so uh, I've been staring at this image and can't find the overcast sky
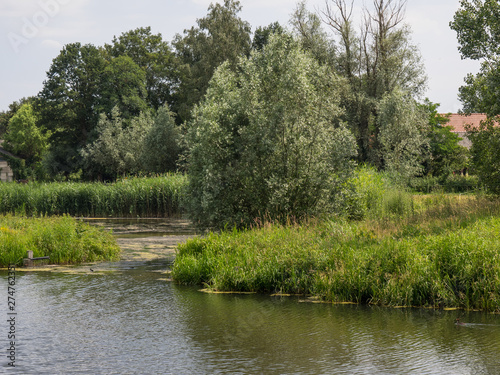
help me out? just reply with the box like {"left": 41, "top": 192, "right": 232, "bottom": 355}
{"left": 0, "top": 0, "right": 481, "bottom": 113}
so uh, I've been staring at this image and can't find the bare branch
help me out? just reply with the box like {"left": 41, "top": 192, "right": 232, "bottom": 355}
{"left": 321, "top": 0, "right": 354, "bottom": 34}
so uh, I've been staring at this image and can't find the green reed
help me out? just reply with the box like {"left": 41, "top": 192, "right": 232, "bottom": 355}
{"left": 0, "top": 174, "right": 187, "bottom": 217}
{"left": 172, "top": 201, "right": 500, "bottom": 312}
{"left": 0, "top": 214, "right": 120, "bottom": 267}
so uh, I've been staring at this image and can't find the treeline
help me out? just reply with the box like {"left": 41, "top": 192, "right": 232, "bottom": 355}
{"left": 0, "top": 0, "right": 466, "bottom": 180}
{"left": 0, "top": 0, "right": 498, "bottom": 227}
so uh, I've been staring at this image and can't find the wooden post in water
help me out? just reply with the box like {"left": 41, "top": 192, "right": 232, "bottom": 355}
{"left": 23, "top": 251, "right": 49, "bottom": 268}
{"left": 23, "top": 251, "right": 34, "bottom": 267}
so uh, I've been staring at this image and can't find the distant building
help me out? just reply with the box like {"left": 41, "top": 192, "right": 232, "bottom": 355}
{"left": 441, "top": 113, "right": 488, "bottom": 148}
{"left": 0, "top": 140, "right": 16, "bottom": 182}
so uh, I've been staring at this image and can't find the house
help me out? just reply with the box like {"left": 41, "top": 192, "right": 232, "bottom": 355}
{"left": 0, "top": 140, "right": 16, "bottom": 182}
{"left": 442, "top": 113, "right": 488, "bottom": 148}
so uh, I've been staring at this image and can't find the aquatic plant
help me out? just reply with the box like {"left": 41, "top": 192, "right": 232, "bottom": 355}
{"left": 0, "top": 173, "right": 187, "bottom": 217}
{"left": 0, "top": 214, "right": 120, "bottom": 267}
{"left": 172, "top": 199, "right": 500, "bottom": 312}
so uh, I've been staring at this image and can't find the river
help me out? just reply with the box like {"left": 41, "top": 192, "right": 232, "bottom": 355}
{"left": 2, "top": 219, "right": 500, "bottom": 374}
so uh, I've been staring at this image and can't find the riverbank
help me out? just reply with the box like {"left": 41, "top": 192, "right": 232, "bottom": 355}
{"left": 172, "top": 196, "right": 500, "bottom": 312}
{"left": 2, "top": 217, "right": 196, "bottom": 274}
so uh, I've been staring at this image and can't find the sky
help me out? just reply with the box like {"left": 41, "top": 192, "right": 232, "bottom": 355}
{"left": 0, "top": 0, "right": 481, "bottom": 113}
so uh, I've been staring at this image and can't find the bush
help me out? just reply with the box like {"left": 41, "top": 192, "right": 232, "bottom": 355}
{"left": 467, "top": 118, "right": 500, "bottom": 195}
{"left": 348, "top": 166, "right": 414, "bottom": 220}
{"left": 186, "top": 33, "right": 357, "bottom": 228}
{"left": 409, "top": 175, "right": 478, "bottom": 194}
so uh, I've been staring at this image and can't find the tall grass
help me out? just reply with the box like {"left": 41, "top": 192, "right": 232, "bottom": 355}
{"left": 0, "top": 174, "right": 187, "bottom": 217}
{"left": 349, "top": 166, "right": 414, "bottom": 220}
{"left": 0, "top": 214, "right": 120, "bottom": 267}
{"left": 172, "top": 198, "right": 500, "bottom": 312}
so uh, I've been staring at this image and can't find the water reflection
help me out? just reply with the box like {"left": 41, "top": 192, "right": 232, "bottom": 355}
{"left": 172, "top": 290, "right": 500, "bottom": 374}
{"left": 2, "top": 269, "right": 500, "bottom": 374}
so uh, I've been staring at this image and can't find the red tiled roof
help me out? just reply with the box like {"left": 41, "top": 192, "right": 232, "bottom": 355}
{"left": 441, "top": 113, "right": 487, "bottom": 133}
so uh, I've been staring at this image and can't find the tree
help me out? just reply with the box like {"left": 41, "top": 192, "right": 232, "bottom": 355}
{"left": 99, "top": 55, "right": 148, "bottom": 119}
{"left": 450, "top": 0, "right": 500, "bottom": 116}
{"left": 252, "top": 22, "right": 285, "bottom": 51}
{"left": 3, "top": 103, "right": 50, "bottom": 165}
{"left": 419, "top": 100, "right": 469, "bottom": 178}
{"left": 377, "top": 90, "right": 428, "bottom": 180}
{"left": 142, "top": 105, "right": 181, "bottom": 173}
{"left": 290, "top": 1, "right": 336, "bottom": 65}
{"left": 37, "top": 43, "right": 106, "bottom": 176}
{"left": 321, "top": 0, "right": 427, "bottom": 166}
{"left": 105, "top": 27, "right": 177, "bottom": 110}
{"left": 451, "top": 0, "right": 500, "bottom": 193}
{"left": 80, "top": 107, "right": 152, "bottom": 179}
{"left": 172, "top": 0, "right": 252, "bottom": 123}
{"left": 0, "top": 99, "right": 32, "bottom": 138}
{"left": 466, "top": 118, "right": 500, "bottom": 194}
{"left": 186, "top": 33, "right": 357, "bottom": 228}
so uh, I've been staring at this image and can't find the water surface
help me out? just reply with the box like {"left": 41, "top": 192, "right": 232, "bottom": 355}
{"left": 2, "top": 268, "right": 500, "bottom": 374}
{"left": 2, "top": 219, "right": 500, "bottom": 374}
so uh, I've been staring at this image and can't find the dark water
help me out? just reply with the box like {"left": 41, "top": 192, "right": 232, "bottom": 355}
{"left": 2, "top": 268, "right": 500, "bottom": 374}
{"left": 2, "top": 220, "right": 500, "bottom": 374}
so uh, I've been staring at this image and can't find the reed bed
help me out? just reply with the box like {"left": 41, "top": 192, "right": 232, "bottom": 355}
{"left": 172, "top": 197, "right": 500, "bottom": 312}
{"left": 0, "top": 214, "right": 120, "bottom": 267}
{"left": 0, "top": 174, "right": 187, "bottom": 217}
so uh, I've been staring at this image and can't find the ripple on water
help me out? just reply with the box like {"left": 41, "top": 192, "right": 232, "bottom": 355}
{"left": 3, "top": 271, "right": 500, "bottom": 374}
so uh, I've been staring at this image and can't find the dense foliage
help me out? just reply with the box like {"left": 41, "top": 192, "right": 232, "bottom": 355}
{"left": 186, "top": 34, "right": 357, "bottom": 228}
{"left": 450, "top": 0, "right": 500, "bottom": 195}
{"left": 2, "top": 0, "right": 496, "bottom": 228}
{"left": 450, "top": 0, "right": 500, "bottom": 116}
{"left": 420, "top": 100, "right": 469, "bottom": 178}
{"left": 319, "top": 0, "right": 427, "bottom": 167}
{"left": 172, "top": 0, "right": 252, "bottom": 124}
{"left": 467, "top": 119, "right": 500, "bottom": 194}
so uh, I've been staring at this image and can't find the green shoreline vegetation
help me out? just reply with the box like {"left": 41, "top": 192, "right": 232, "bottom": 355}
{"left": 172, "top": 193, "right": 500, "bottom": 312}
{"left": 2, "top": 0, "right": 500, "bottom": 311}
{"left": 0, "top": 214, "right": 120, "bottom": 267}
{"left": 0, "top": 174, "right": 187, "bottom": 217}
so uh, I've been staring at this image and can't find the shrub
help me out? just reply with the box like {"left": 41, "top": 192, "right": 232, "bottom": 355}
{"left": 186, "top": 33, "right": 357, "bottom": 228}
{"left": 467, "top": 118, "right": 500, "bottom": 195}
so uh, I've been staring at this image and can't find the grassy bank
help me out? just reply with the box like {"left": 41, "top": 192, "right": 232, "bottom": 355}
{"left": 0, "top": 214, "right": 120, "bottom": 267}
{"left": 0, "top": 174, "right": 187, "bottom": 217}
{"left": 172, "top": 197, "right": 500, "bottom": 312}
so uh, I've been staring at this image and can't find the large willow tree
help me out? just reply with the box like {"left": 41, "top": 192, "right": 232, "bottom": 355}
{"left": 186, "top": 33, "right": 357, "bottom": 228}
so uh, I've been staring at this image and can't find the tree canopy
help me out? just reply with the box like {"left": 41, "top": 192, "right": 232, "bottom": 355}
{"left": 3, "top": 103, "right": 50, "bottom": 165}
{"left": 321, "top": 0, "right": 427, "bottom": 167}
{"left": 2, "top": 0, "right": 473, "bottom": 209}
{"left": 105, "top": 27, "right": 177, "bottom": 110}
{"left": 186, "top": 33, "right": 357, "bottom": 228}
{"left": 172, "top": 0, "right": 252, "bottom": 123}
{"left": 450, "top": 0, "right": 500, "bottom": 116}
